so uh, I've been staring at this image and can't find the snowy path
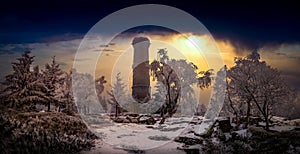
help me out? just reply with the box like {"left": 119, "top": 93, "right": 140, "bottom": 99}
{"left": 80, "top": 116, "right": 209, "bottom": 153}
{"left": 84, "top": 140, "right": 185, "bottom": 154}
{"left": 82, "top": 115, "right": 300, "bottom": 153}
{"left": 90, "top": 117, "right": 193, "bottom": 150}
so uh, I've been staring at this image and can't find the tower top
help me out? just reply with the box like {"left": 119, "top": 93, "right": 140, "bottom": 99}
{"left": 132, "top": 37, "right": 150, "bottom": 45}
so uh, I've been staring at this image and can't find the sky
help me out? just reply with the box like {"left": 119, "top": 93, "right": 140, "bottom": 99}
{"left": 0, "top": 0, "right": 300, "bottom": 97}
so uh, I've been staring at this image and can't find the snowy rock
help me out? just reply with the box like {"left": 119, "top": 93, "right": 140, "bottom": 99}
{"left": 194, "top": 119, "right": 215, "bottom": 137}
{"left": 137, "top": 115, "right": 156, "bottom": 125}
{"left": 174, "top": 136, "right": 203, "bottom": 145}
{"left": 217, "top": 118, "right": 231, "bottom": 133}
{"left": 249, "top": 117, "right": 262, "bottom": 125}
{"left": 113, "top": 117, "right": 124, "bottom": 123}
{"left": 130, "top": 118, "right": 139, "bottom": 123}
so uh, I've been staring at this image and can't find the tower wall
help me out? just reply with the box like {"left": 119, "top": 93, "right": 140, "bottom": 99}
{"left": 132, "top": 37, "right": 150, "bottom": 103}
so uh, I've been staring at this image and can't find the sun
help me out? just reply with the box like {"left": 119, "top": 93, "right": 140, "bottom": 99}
{"left": 172, "top": 35, "right": 204, "bottom": 56}
{"left": 186, "top": 36, "right": 199, "bottom": 48}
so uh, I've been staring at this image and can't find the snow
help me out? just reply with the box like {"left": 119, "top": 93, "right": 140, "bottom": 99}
{"left": 269, "top": 125, "right": 296, "bottom": 132}
{"left": 86, "top": 114, "right": 300, "bottom": 152}
{"left": 256, "top": 116, "right": 299, "bottom": 132}
{"left": 258, "top": 122, "right": 266, "bottom": 126}
{"left": 91, "top": 117, "right": 193, "bottom": 150}
{"left": 211, "top": 137, "right": 220, "bottom": 144}
{"left": 234, "top": 129, "right": 248, "bottom": 137}
{"left": 290, "top": 119, "right": 300, "bottom": 126}
{"left": 146, "top": 142, "right": 185, "bottom": 154}
{"left": 86, "top": 139, "right": 185, "bottom": 154}
{"left": 271, "top": 116, "right": 287, "bottom": 122}
{"left": 194, "top": 119, "right": 214, "bottom": 135}
{"left": 83, "top": 140, "right": 128, "bottom": 154}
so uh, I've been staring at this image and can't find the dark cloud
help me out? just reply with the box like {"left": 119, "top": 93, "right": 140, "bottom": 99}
{"left": 99, "top": 42, "right": 116, "bottom": 48}
{"left": 1, "top": 1, "right": 299, "bottom": 50}
{"left": 275, "top": 52, "right": 287, "bottom": 56}
{"left": 99, "top": 45, "right": 109, "bottom": 47}
{"left": 39, "top": 33, "right": 83, "bottom": 43}
{"left": 0, "top": 44, "right": 32, "bottom": 55}
{"left": 94, "top": 48, "right": 115, "bottom": 52}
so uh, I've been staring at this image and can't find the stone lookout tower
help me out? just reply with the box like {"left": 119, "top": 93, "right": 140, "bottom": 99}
{"left": 132, "top": 37, "right": 150, "bottom": 103}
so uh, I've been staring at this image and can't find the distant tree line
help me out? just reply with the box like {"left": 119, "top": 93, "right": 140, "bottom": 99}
{"left": 0, "top": 50, "right": 298, "bottom": 130}
{"left": 0, "top": 51, "right": 107, "bottom": 114}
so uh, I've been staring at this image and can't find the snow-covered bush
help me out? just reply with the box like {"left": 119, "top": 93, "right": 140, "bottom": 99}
{"left": 0, "top": 108, "right": 97, "bottom": 153}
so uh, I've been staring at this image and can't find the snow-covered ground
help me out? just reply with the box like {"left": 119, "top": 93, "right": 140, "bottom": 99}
{"left": 83, "top": 115, "right": 300, "bottom": 153}
{"left": 270, "top": 125, "right": 296, "bottom": 132}
{"left": 89, "top": 116, "right": 194, "bottom": 150}
{"left": 84, "top": 139, "right": 186, "bottom": 154}
{"left": 268, "top": 116, "right": 299, "bottom": 132}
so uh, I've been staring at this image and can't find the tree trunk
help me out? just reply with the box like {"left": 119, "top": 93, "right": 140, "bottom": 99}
{"left": 159, "top": 105, "right": 165, "bottom": 124}
{"left": 227, "top": 89, "right": 239, "bottom": 128}
{"left": 235, "top": 114, "right": 240, "bottom": 128}
{"left": 159, "top": 117, "right": 165, "bottom": 124}
{"left": 87, "top": 102, "right": 90, "bottom": 114}
{"left": 245, "top": 100, "right": 251, "bottom": 128}
{"left": 264, "top": 114, "right": 269, "bottom": 131}
{"left": 84, "top": 105, "right": 86, "bottom": 114}
{"left": 115, "top": 104, "right": 118, "bottom": 117}
{"left": 47, "top": 102, "right": 50, "bottom": 112}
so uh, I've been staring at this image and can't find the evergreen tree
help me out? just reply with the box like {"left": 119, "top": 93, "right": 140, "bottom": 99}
{"left": 196, "top": 103, "right": 207, "bottom": 116}
{"left": 60, "top": 70, "right": 76, "bottom": 113}
{"left": 143, "top": 82, "right": 165, "bottom": 114}
{"left": 107, "top": 72, "right": 126, "bottom": 117}
{"left": 72, "top": 70, "right": 100, "bottom": 114}
{"left": 42, "top": 56, "right": 64, "bottom": 111}
{"left": 1, "top": 51, "right": 48, "bottom": 110}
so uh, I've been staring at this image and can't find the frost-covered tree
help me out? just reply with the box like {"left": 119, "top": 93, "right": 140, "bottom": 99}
{"left": 226, "top": 50, "right": 292, "bottom": 130}
{"left": 95, "top": 76, "right": 107, "bottom": 112}
{"left": 60, "top": 70, "right": 76, "bottom": 113}
{"left": 99, "top": 96, "right": 109, "bottom": 113}
{"left": 204, "top": 66, "right": 226, "bottom": 120}
{"left": 150, "top": 49, "right": 212, "bottom": 124}
{"left": 107, "top": 72, "right": 127, "bottom": 117}
{"left": 222, "top": 52, "right": 260, "bottom": 127}
{"left": 42, "top": 56, "right": 65, "bottom": 112}
{"left": 72, "top": 70, "right": 100, "bottom": 114}
{"left": 221, "top": 65, "right": 248, "bottom": 127}
{"left": 151, "top": 58, "right": 180, "bottom": 123}
{"left": 1, "top": 51, "right": 48, "bottom": 110}
{"left": 168, "top": 59, "right": 198, "bottom": 115}
{"left": 146, "top": 82, "right": 166, "bottom": 113}
{"left": 196, "top": 103, "right": 207, "bottom": 116}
